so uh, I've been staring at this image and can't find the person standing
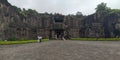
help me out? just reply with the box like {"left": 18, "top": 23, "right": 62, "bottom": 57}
{"left": 62, "top": 36, "right": 65, "bottom": 41}
{"left": 38, "top": 36, "right": 42, "bottom": 43}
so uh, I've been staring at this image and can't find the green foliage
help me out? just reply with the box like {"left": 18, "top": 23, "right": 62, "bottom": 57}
{"left": 13, "top": 6, "right": 22, "bottom": 12}
{"left": 76, "top": 11, "right": 83, "bottom": 16}
{"left": 27, "top": 9, "right": 38, "bottom": 15}
{"left": 108, "top": 9, "right": 120, "bottom": 14}
{"left": 19, "top": 8, "right": 39, "bottom": 17}
{"left": 96, "top": 2, "right": 110, "bottom": 12}
{"left": 95, "top": 2, "right": 120, "bottom": 16}
{"left": 0, "top": 40, "right": 37, "bottom": 45}
{"left": 0, "top": 39, "right": 49, "bottom": 45}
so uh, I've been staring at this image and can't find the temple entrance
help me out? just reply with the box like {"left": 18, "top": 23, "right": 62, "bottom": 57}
{"left": 49, "top": 29, "right": 65, "bottom": 40}
{"left": 54, "top": 29, "right": 64, "bottom": 39}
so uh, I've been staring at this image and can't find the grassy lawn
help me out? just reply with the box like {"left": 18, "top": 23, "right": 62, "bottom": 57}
{"left": 71, "top": 38, "right": 120, "bottom": 41}
{"left": 0, "top": 39, "right": 49, "bottom": 45}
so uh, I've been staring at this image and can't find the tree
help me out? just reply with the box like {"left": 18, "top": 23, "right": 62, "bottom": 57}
{"left": 20, "top": 8, "right": 39, "bottom": 17}
{"left": 95, "top": 2, "right": 110, "bottom": 12}
{"left": 27, "top": 9, "right": 38, "bottom": 16}
{"left": 13, "top": 6, "right": 21, "bottom": 12}
{"left": 76, "top": 11, "right": 83, "bottom": 16}
{"left": 109, "top": 9, "right": 120, "bottom": 14}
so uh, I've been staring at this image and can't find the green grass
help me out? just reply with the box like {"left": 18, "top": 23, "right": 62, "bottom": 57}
{"left": 71, "top": 38, "right": 120, "bottom": 41}
{"left": 0, "top": 39, "right": 49, "bottom": 45}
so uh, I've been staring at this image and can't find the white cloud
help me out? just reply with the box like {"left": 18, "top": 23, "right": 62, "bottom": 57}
{"left": 8, "top": 0, "right": 120, "bottom": 15}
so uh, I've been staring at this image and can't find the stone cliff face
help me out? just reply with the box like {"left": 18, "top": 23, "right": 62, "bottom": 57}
{"left": 82, "top": 11, "right": 120, "bottom": 38}
{"left": 0, "top": 0, "right": 41, "bottom": 40}
{"left": 103, "top": 13, "right": 120, "bottom": 37}
{"left": 0, "top": 0, "right": 120, "bottom": 40}
{"left": 0, "top": 0, "right": 83, "bottom": 40}
{"left": 0, "top": 0, "right": 11, "bottom": 6}
{"left": 81, "top": 11, "right": 106, "bottom": 38}
{"left": 0, "top": 0, "right": 16, "bottom": 40}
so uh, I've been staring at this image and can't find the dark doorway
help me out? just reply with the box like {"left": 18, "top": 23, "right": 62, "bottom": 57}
{"left": 54, "top": 29, "right": 64, "bottom": 39}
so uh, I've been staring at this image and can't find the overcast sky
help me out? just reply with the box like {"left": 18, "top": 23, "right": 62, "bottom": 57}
{"left": 8, "top": 0, "right": 120, "bottom": 15}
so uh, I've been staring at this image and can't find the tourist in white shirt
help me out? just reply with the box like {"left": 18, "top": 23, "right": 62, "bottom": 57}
{"left": 38, "top": 36, "right": 42, "bottom": 43}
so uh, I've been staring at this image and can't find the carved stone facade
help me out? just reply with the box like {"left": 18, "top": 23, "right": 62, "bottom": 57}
{"left": 1, "top": 0, "right": 120, "bottom": 40}
{"left": 0, "top": 1, "right": 82, "bottom": 40}
{"left": 37, "top": 15, "right": 82, "bottom": 39}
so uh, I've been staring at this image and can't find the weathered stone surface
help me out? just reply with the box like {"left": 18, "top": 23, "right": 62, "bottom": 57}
{"left": 0, "top": 0, "right": 120, "bottom": 40}
{"left": 82, "top": 11, "right": 120, "bottom": 38}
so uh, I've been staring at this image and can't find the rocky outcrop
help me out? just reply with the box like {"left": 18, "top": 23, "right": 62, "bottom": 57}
{"left": 103, "top": 13, "right": 120, "bottom": 37}
{"left": 0, "top": 0, "right": 120, "bottom": 40}
{"left": 82, "top": 11, "right": 120, "bottom": 38}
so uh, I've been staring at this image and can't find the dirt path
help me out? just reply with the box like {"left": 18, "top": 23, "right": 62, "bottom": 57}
{"left": 0, "top": 40, "right": 120, "bottom": 60}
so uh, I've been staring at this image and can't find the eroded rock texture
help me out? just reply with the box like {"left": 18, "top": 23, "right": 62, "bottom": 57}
{"left": 0, "top": 0, "right": 120, "bottom": 40}
{"left": 82, "top": 11, "right": 120, "bottom": 38}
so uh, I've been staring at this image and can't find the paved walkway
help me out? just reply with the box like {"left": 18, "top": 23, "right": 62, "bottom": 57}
{"left": 0, "top": 40, "right": 120, "bottom": 60}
